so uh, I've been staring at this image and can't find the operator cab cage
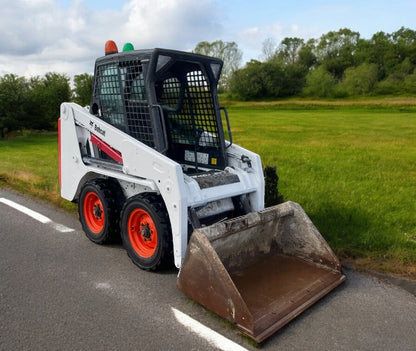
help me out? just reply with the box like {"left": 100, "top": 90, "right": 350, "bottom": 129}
{"left": 90, "top": 48, "right": 228, "bottom": 172}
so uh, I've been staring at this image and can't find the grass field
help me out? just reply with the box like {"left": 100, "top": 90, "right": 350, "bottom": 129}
{"left": 1, "top": 101, "right": 415, "bottom": 277}
{"left": 225, "top": 103, "right": 416, "bottom": 277}
{"left": 0, "top": 131, "right": 76, "bottom": 212}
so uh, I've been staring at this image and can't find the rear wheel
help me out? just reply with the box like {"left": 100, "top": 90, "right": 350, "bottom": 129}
{"left": 121, "top": 193, "right": 172, "bottom": 270}
{"left": 78, "top": 179, "right": 123, "bottom": 244}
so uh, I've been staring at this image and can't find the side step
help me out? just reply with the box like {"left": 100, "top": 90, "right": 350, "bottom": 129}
{"left": 82, "top": 156, "right": 123, "bottom": 172}
{"left": 177, "top": 201, "right": 346, "bottom": 342}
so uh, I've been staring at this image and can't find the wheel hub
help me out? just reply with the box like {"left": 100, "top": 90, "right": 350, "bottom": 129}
{"left": 93, "top": 204, "right": 103, "bottom": 219}
{"left": 140, "top": 223, "right": 152, "bottom": 241}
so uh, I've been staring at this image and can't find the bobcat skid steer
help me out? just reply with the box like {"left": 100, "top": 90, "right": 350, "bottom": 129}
{"left": 59, "top": 41, "right": 345, "bottom": 342}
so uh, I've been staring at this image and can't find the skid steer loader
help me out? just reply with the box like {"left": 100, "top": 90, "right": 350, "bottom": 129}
{"left": 59, "top": 40, "right": 345, "bottom": 342}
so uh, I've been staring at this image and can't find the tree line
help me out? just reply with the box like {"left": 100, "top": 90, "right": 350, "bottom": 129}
{"left": 228, "top": 27, "right": 416, "bottom": 100}
{"left": 0, "top": 73, "right": 92, "bottom": 137}
{"left": 1, "top": 27, "right": 415, "bottom": 136}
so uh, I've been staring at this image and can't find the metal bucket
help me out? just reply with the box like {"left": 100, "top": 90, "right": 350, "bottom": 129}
{"left": 177, "top": 201, "right": 346, "bottom": 342}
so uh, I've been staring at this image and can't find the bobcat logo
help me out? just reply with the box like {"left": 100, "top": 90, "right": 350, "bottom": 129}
{"left": 93, "top": 123, "right": 106, "bottom": 137}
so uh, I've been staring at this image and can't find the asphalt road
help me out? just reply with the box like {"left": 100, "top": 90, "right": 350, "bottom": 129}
{"left": 1, "top": 188, "right": 415, "bottom": 351}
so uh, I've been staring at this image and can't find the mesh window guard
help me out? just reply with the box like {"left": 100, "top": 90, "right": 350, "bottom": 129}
{"left": 161, "top": 70, "right": 220, "bottom": 149}
{"left": 95, "top": 64, "right": 125, "bottom": 128}
{"left": 94, "top": 61, "right": 155, "bottom": 148}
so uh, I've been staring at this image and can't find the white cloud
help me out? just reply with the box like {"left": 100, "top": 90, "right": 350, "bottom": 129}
{"left": 0, "top": 0, "right": 223, "bottom": 78}
{"left": 236, "top": 21, "right": 319, "bottom": 63}
{"left": 120, "top": 0, "right": 221, "bottom": 49}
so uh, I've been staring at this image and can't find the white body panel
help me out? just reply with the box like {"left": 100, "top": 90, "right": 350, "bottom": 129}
{"left": 60, "top": 102, "right": 264, "bottom": 268}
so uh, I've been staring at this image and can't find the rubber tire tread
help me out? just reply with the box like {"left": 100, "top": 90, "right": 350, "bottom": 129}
{"left": 120, "top": 193, "right": 173, "bottom": 271}
{"left": 78, "top": 178, "right": 124, "bottom": 244}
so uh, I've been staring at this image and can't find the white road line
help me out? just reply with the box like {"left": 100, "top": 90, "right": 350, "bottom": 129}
{"left": 50, "top": 222, "right": 75, "bottom": 233}
{"left": 172, "top": 307, "right": 249, "bottom": 351}
{"left": 0, "top": 197, "right": 50, "bottom": 223}
{"left": 0, "top": 197, "right": 74, "bottom": 233}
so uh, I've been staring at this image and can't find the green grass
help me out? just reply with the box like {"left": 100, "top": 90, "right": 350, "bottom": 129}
{"left": 0, "top": 131, "right": 76, "bottom": 212}
{"left": 225, "top": 104, "right": 416, "bottom": 276}
{"left": 1, "top": 102, "right": 415, "bottom": 277}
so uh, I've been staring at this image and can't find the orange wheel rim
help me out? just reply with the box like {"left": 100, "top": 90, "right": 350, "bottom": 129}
{"left": 128, "top": 208, "right": 157, "bottom": 258}
{"left": 83, "top": 191, "right": 105, "bottom": 233}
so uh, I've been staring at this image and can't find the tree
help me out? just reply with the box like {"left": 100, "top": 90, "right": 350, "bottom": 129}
{"left": 274, "top": 37, "right": 312, "bottom": 96}
{"left": 194, "top": 40, "right": 243, "bottom": 92}
{"left": 362, "top": 31, "right": 398, "bottom": 80}
{"left": 229, "top": 60, "right": 264, "bottom": 100}
{"left": 261, "top": 37, "right": 277, "bottom": 62}
{"left": 257, "top": 37, "right": 314, "bottom": 97}
{"left": 297, "top": 39, "right": 317, "bottom": 69}
{"left": 73, "top": 73, "right": 94, "bottom": 106}
{"left": 0, "top": 74, "right": 31, "bottom": 137}
{"left": 29, "top": 72, "right": 71, "bottom": 130}
{"left": 315, "top": 28, "right": 360, "bottom": 79}
{"left": 276, "top": 37, "right": 305, "bottom": 65}
{"left": 229, "top": 60, "right": 285, "bottom": 100}
{"left": 280, "top": 63, "right": 308, "bottom": 96}
{"left": 392, "top": 27, "right": 416, "bottom": 64}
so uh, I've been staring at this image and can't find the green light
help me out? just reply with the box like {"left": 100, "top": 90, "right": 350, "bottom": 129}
{"left": 123, "top": 43, "right": 134, "bottom": 52}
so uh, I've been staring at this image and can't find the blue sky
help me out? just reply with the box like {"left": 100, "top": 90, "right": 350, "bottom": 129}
{"left": 221, "top": 0, "right": 415, "bottom": 37}
{"left": 1, "top": 0, "right": 415, "bottom": 78}
{"left": 72, "top": 0, "right": 415, "bottom": 39}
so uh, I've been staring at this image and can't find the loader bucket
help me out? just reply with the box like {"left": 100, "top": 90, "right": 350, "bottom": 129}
{"left": 177, "top": 201, "right": 346, "bottom": 342}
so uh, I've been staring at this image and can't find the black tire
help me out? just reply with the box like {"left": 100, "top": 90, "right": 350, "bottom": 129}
{"left": 120, "top": 193, "right": 173, "bottom": 271}
{"left": 78, "top": 178, "right": 124, "bottom": 244}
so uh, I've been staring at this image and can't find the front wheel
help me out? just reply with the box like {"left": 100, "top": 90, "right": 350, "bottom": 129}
{"left": 120, "top": 193, "right": 173, "bottom": 271}
{"left": 78, "top": 179, "right": 123, "bottom": 244}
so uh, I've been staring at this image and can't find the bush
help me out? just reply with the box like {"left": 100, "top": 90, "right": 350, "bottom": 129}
{"left": 302, "top": 66, "right": 337, "bottom": 97}
{"left": 264, "top": 166, "right": 284, "bottom": 207}
{"left": 404, "top": 68, "right": 416, "bottom": 93}
{"left": 229, "top": 60, "right": 286, "bottom": 100}
{"left": 339, "top": 63, "right": 378, "bottom": 95}
{"left": 374, "top": 74, "right": 404, "bottom": 95}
